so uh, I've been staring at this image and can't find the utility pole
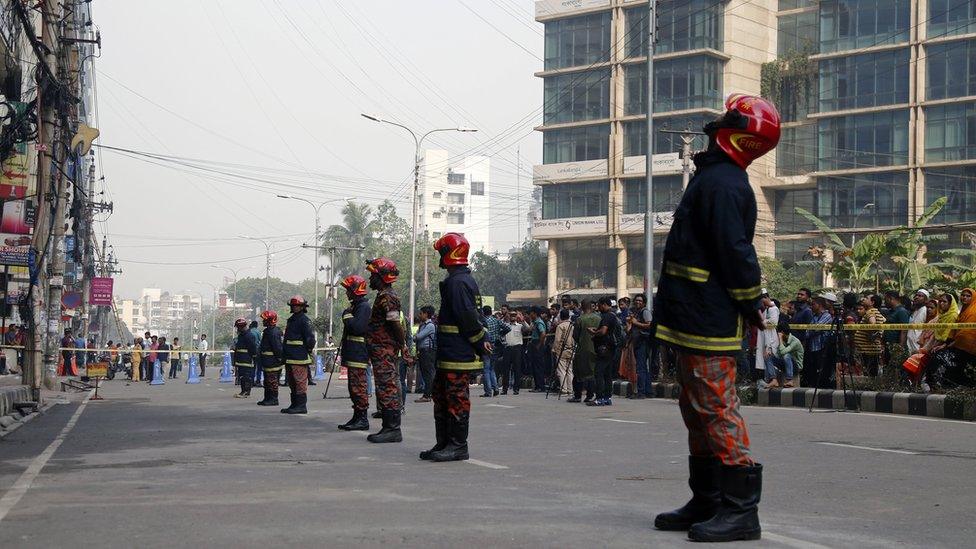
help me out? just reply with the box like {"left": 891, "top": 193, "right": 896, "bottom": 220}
{"left": 643, "top": 0, "right": 658, "bottom": 299}
{"left": 658, "top": 128, "right": 705, "bottom": 189}
{"left": 301, "top": 243, "right": 364, "bottom": 338}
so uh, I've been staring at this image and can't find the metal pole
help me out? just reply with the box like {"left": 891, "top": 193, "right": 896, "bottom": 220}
{"left": 328, "top": 247, "right": 336, "bottom": 338}
{"left": 408, "top": 146, "right": 420, "bottom": 330}
{"left": 211, "top": 289, "right": 216, "bottom": 342}
{"left": 643, "top": 1, "right": 656, "bottom": 298}
{"left": 314, "top": 206, "right": 321, "bottom": 319}
{"left": 265, "top": 244, "right": 270, "bottom": 312}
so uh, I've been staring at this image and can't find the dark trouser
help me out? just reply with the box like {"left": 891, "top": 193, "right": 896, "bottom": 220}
{"left": 529, "top": 344, "right": 545, "bottom": 390}
{"left": 861, "top": 353, "right": 880, "bottom": 377}
{"left": 167, "top": 360, "right": 177, "bottom": 378}
{"left": 595, "top": 351, "right": 615, "bottom": 400}
{"left": 285, "top": 364, "right": 309, "bottom": 395}
{"left": 146, "top": 358, "right": 155, "bottom": 381}
{"left": 264, "top": 368, "right": 281, "bottom": 397}
{"left": 802, "top": 349, "right": 822, "bottom": 388}
{"left": 199, "top": 354, "right": 207, "bottom": 376}
{"left": 238, "top": 366, "right": 254, "bottom": 394}
{"left": 573, "top": 377, "right": 594, "bottom": 399}
{"left": 398, "top": 359, "right": 408, "bottom": 410}
{"left": 635, "top": 341, "right": 650, "bottom": 396}
{"left": 432, "top": 370, "right": 472, "bottom": 441}
{"left": 418, "top": 347, "right": 436, "bottom": 398}
{"left": 347, "top": 366, "right": 369, "bottom": 411}
{"left": 501, "top": 345, "right": 522, "bottom": 392}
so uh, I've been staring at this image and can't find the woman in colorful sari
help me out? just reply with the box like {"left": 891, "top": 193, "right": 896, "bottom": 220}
{"left": 926, "top": 289, "right": 976, "bottom": 392}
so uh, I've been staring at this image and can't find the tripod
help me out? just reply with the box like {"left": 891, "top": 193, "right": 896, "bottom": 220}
{"left": 322, "top": 344, "right": 343, "bottom": 399}
{"left": 808, "top": 306, "right": 860, "bottom": 413}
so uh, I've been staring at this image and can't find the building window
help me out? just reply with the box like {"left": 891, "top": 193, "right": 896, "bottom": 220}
{"left": 541, "top": 181, "right": 609, "bottom": 219}
{"left": 432, "top": 211, "right": 442, "bottom": 219}
{"left": 622, "top": 176, "right": 683, "bottom": 214}
{"left": 819, "top": 48, "right": 909, "bottom": 112}
{"left": 544, "top": 69, "right": 610, "bottom": 125}
{"left": 446, "top": 212, "right": 465, "bottom": 224}
{"left": 816, "top": 171, "right": 909, "bottom": 228}
{"left": 819, "top": 0, "right": 911, "bottom": 54}
{"left": 471, "top": 181, "right": 485, "bottom": 196}
{"left": 929, "top": 0, "right": 976, "bottom": 38}
{"left": 625, "top": 2, "right": 722, "bottom": 58}
{"left": 925, "top": 165, "right": 976, "bottom": 223}
{"left": 447, "top": 193, "right": 465, "bottom": 205}
{"left": 817, "top": 109, "right": 910, "bottom": 171}
{"left": 447, "top": 172, "right": 465, "bottom": 185}
{"left": 778, "top": 123, "right": 818, "bottom": 176}
{"left": 926, "top": 39, "right": 976, "bottom": 100}
{"left": 432, "top": 191, "right": 442, "bottom": 198}
{"left": 773, "top": 188, "right": 816, "bottom": 234}
{"left": 622, "top": 114, "right": 712, "bottom": 157}
{"left": 624, "top": 236, "right": 666, "bottom": 289}
{"left": 556, "top": 238, "right": 616, "bottom": 291}
{"left": 778, "top": 10, "right": 819, "bottom": 56}
{"left": 543, "top": 125, "right": 609, "bottom": 164}
{"left": 432, "top": 232, "right": 442, "bottom": 239}
{"left": 925, "top": 102, "right": 976, "bottom": 162}
{"left": 779, "top": 1, "right": 818, "bottom": 10}
{"left": 626, "top": 59, "right": 724, "bottom": 115}
{"left": 774, "top": 237, "right": 823, "bottom": 286}
{"left": 544, "top": 11, "right": 611, "bottom": 71}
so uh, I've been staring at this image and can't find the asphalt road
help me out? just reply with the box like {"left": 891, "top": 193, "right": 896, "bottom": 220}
{"left": 0, "top": 377, "right": 973, "bottom": 548}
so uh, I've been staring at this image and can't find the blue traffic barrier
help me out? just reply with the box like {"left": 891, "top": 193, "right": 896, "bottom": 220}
{"left": 186, "top": 355, "right": 201, "bottom": 384}
{"left": 219, "top": 352, "right": 234, "bottom": 383}
{"left": 150, "top": 360, "right": 165, "bottom": 385}
{"left": 313, "top": 354, "right": 326, "bottom": 381}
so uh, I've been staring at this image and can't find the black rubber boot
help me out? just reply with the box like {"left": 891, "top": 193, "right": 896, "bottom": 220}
{"left": 429, "top": 413, "right": 469, "bottom": 462}
{"left": 280, "top": 393, "right": 307, "bottom": 414}
{"left": 419, "top": 412, "right": 449, "bottom": 460}
{"left": 338, "top": 410, "right": 369, "bottom": 431}
{"left": 688, "top": 464, "right": 762, "bottom": 542}
{"left": 371, "top": 409, "right": 382, "bottom": 419}
{"left": 257, "top": 387, "right": 278, "bottom": 406}
{"left": 654, "top": 456, "right": 721, "bottom": 531}
{"left": 366, "top": 409, "right": 402, "bottom": 443}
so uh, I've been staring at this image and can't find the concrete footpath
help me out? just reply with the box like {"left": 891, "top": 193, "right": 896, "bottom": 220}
{"left": 0, "top": 378, "right": 974, "bottom": 548}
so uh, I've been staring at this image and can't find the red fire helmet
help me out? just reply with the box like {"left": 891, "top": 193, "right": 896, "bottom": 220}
{"left": 433, "top": 232, "right": 470, "bottom": 267}
{"left": 288, "top": 295, "right": 307, "bottom": 307}
{"left": 260, "top": 310, "right": 278, "bottom": 326}
{"left": 234, "top": 318, "right": 248, "bottom": 329}
{"left": 365, "top": 257, "right": 399, "bottom": 284}
{"left": 706, "top": 93, "right": 781, "bottom": 170}
{"left": 340, "top": 274, "right": 369, "bottom": 296}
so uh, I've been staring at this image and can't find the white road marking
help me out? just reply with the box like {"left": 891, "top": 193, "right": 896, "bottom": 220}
{"left": 0, "top": 393, "right": 91, "bottom": 523}
{"left": 485, "top": 403, "right": 515, "bottom": 409}
{"left": 466, "top": 459, "right": 508, "bottom": 470}
{"left": 763, "top": 532, "right": 835, "bottom": 549}
{"left": 596, "top": 418, "right": 647, "bottom": 424}
{"left": 817, "top": 442, "right": 917, "bottom": 455}
{"left": 217, "top": 388, "right": 225, "bottom": 392}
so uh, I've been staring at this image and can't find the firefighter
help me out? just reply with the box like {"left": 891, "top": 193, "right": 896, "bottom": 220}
{"left": 652, "top": 94, "right": 780, "bottom": 542}
{"left": 232, "top": 318, "right": 258, "bottom": 398}
{"left": 256, "top": 310, "right": 284, "bottom": 406}
{"left": 337, "top": 274, "right": 371, "bottom": 431}
{"left": 281, "top": 295, "right": 315, "bottom": 415}
{"left": 421, "top": 233, "right": 490, "bottom": 462}
{"left": 364, "top": 257, "right": 407, "bottom": 443}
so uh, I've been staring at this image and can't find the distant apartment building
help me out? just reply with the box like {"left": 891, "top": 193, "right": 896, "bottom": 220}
{"left": 138, "top": 288, "right": 202, "bottom": 335}
{"left": 418, "top": 150, "right": 492, "bottom": 253}
{"left": 532, "top": 0, "right": 976, "bottom": 300}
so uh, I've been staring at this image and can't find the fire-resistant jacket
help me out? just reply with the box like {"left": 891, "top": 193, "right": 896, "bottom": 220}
{"left": 259, "top": 325, "right": 284, "bottom": 371}
{"left": 341, "top": 297, "right": 371, "bottom": 369}
{"left": 436, "top": 266, "right": 487, "bottom": 371}
{"left": 653, "top": 149, "right": 763, "bottom": 356}
{"left": 233, "top": 330, "right": 258, "bottom": 369}
{"left": 283, "top": 311, "right": 316, "bottom": 366}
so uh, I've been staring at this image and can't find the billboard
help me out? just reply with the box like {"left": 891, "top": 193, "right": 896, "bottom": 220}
{"left": 0, "top": 233, "right": 31, "bottom": 266}
{"left": 90, "top": 277, "right": 114, "bottom": 306}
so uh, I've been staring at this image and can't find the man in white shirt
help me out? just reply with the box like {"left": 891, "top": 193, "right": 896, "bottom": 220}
{"left": 198, "top": 334, "right": 209, "bottom": 377}
{"left": 500, "top": 311, "right": 530, "bottom": 395}
{"left": 907, "top": 290, "right": 929, "bottom": 354}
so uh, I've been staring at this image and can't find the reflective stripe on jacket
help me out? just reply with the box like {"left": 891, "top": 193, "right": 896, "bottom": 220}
{"left": 435, "top": 266, "right": 486, "bottom": 371}
{"left": 341, "top": 297, "right": 371, "bottom": 368}
{"left": 283, "top": 312, "right": 315, "bottom": 365}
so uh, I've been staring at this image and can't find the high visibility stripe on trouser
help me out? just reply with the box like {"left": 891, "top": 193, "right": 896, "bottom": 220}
{"left": 347, "top": 366, "right": 369, "bottom": 411}
{"left": 346, "top": 335, "right": 365, "bottom": 343}
{"left": 676, "top": 352, "right": 753, "bottom": 467}
{"left": 344, "top": 361, "right": 368, "bottom": 369}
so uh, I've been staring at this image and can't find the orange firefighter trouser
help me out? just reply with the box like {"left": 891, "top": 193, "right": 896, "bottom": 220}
{"left": 676, "top": 352, "right": 754, "bottom": 467}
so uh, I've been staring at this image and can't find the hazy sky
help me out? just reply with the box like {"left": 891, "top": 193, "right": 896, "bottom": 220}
{"left": 94, "top": 0, "right": 542, "bottom": 301}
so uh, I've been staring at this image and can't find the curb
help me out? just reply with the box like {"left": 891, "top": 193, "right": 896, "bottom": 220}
{"left": 610, "top": 380, "right": 976, "bottom": 421}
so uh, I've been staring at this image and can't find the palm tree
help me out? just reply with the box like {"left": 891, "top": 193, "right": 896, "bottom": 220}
{"left": 321, "top": 201, "right": 375, "bottom": 279}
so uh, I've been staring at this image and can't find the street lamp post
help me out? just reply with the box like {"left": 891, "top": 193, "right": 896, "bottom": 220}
{"left": 210, "top": 264, "right": 246, "bottom": 308}
{"left": 276, "top": 195, "right": 351, "bottom": 319}
{"left": 851, "top": 203, "right": 876, "bottom": 247}
{"left": 194, "top": 281, "right": 218, "bottom": 344}
{"left": 361, "top": 113, "right": 477, "bottom": 328}
{"left": 239, "top": 235, "right": 272, "bottom": 311}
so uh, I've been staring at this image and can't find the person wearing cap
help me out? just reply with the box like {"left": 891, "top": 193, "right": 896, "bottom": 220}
{"left": 281, "top": 295, "right": 315, "bottom": 414}
{"left": 907, "top": 290, "right": 930, "bottom": 354}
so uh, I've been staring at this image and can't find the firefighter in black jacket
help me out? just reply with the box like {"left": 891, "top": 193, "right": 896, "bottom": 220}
{"left": 421, "top": 233, "right": 490, "bottom": 463}
{"left": 232, "top": 318, "right": 258, "bottom": 398}
{"left": 337, "top": 274, "right": 372, "bottom": 431}
{"left": 257, "top": 310, "right": 284, "bottom": 407}
{"left": 281, "top": 295, "right": 316, "bottom": 415}
{"left": 652, "top": 94, "right": 780, "bottom": 543}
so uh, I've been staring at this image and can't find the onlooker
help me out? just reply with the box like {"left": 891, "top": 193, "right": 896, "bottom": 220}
{"left": 616, "top": 297, "right": 631, "bottom": 325}
{"left": 479, "top": 305, "right": 507, "bottom": 398}
{"left": 413, "top": 305, "right": 437, "bottom": 402}
{"left": 801, "top": 297, "right": 833, "bottom": 388}
{"left": 60, "top": 328, "right": 75, "bottom": 376}
{"left": 499, "top": 310, "right": 529, "bottom": 395}
{"left": 171, "top": 337, "right": 183, "bottom": 375}
{"left": 906, "top": 290, "right": 929, "bottom": 354}
{"left": 528, "top": 308, "right": 548, "bottom": 392}
{"left": 792, "top": 288, "right": 814, "bottom": 347}
{"left": 147, "top": 335, "right": 159, "bottom": 382}
{"left": 766, "top": 324, "right": 802, "bottom": 388}
{"left": 754, "top": 292, "right": 780, "bottom": 376}
{"left": 130, "top": 339, "right": 142, "bottom": 382}
{"left": 853, "top": 296, "right": 885, "bottom": 377}
{"left": 628, "top": 293, "right": 654, "bottom": 398}
{"left": 198, "top": 334, "right": 209, "bottom": 377}
{"left": 569, "top": 300, "right": 599, "bottom": 403}
{"left": 587, "top": 296, "right": 620, "bottom": 406}
{"left": 551, "top": 309, "right": 575, "bottom": 395}
{"left": 159, "top": 336, "right": 174, "bottom": 379}
{"left": 927, "top": 288, "right": 976, "bottom": 391}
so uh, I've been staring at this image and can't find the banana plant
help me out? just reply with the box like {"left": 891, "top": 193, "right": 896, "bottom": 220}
{"left": 794, "top": 207, "right": 887, "bottom": 291}
{"left": 884, "top": 197, "right": 948, "bottom": 293}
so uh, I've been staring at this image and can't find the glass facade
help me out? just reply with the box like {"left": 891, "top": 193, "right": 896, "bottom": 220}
{"left": 925, "top": 166, "right": 976, "bottom": 224}
{"left": 778, "top": 10, "right": 819, "bottom": 56}
{"left": 928, "top": 0, "right": 976, "bottom": 38}
{"left": 819, "top": 0, "right": 911, "bottom": 53}
{"left": 926, "top": 40, "right": 976, "bottom": 101}
{"left": 541, "top": 181, "right": 609, "bottom": 219}
{"left": 818, "top": 109, "right": 910, "bottom": 171}
{"left": 816, "top": 171, "right": 909, "bottom": 228}
{"left": 544, "top": 69, "right": 610, "bottom": 125}
{"left": 774, "top": 188, "right": 816, "bottom": 234}
{"left": 622, "top": 176, "right": 683, "bottom": 214}
{"left": 779, "top": 0, "right": 818, "bottom": 9}
{"left": 625, "top": 57, "right": 723, "bottom": 115}
{"left": 624, "top": 236, "right": 666, "bottom": 289}
{"left": 544, "top": 12, "right": 612, "bottom": 71}
{"left": 774, "top": 238, "right": 824, "bottom": 286}
{"left": 556, "top": 238, "right": 616, "bottom": 291}
{"left": 778, "top": 124, "right": 817, "bottom": 176}
{"left": 622, "top": 114, "right": 713, "bottom": 156}
{"left": 818, "top": 48, "right": 909, "bottom": 112}
{"left": 625, "top": 1, "right": 723, "bottom": 58}
{"left": 925, "top": 102, "right": 976, "bottom": 162}
{"left": 542, "top": 125, "right": 609, "bottom": 164}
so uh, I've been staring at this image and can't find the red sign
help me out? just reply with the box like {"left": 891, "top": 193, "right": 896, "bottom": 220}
{"left": 90, "top": 277, "right": 114, "bottom": 306}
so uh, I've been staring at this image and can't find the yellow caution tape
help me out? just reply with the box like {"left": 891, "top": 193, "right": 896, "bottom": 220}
{"left": 789, "top": 323, "right": 976, "bottom": 331}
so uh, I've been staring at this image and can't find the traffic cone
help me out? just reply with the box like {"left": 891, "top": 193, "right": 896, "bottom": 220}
{"left": 186, "top": 355, "right": 201, "bottom": 384}
{"left": 150, "top": 360, "right": 165, "bottom": 385}
{"left": 219, "top": 352, "right": 234, "bottom": 383}
{"left": 313, "top": 354, "right": 326, "bottom": 381}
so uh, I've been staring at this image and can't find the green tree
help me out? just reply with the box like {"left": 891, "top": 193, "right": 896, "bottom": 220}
{"left": 471, "top": 240, "right": 547, "bottom": 305}
{"left": 321, "top": 201, "right": 375, "bottom": 278}
{"left": 758, "top": 256, "right": 815, "bottom": 304}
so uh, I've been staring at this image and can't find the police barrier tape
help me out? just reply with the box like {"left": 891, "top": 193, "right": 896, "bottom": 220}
{"left": 786, "top": 323, "right": 976, "bottom": 331}
{"left": 0, "top": 345, "right": 339, "bottom": 353}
